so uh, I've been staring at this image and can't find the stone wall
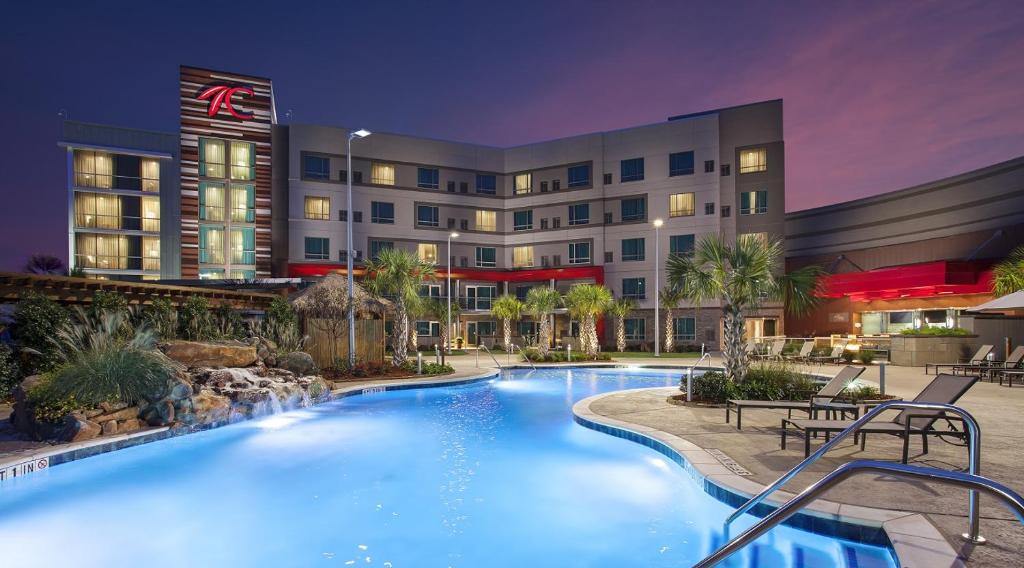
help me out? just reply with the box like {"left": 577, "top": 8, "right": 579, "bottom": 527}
{"left": 889, "top": 335, "right": 980, "bottom": 366}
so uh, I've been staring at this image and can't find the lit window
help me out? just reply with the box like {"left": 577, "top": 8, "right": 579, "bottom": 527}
{"left": 73, "top": 150, "right": 114, "bottom": 188}
{"left": 567, "top": 164, "right": 591, "bottom": 187}
{"left": 417, "top": 168, "right": 439, "bottom": 189}
{"left": 624, "top": 318, "right": 645, "bottom": 340}
{"left": 74, "top": 192, "right": 121, "bottom": 229}
{"left": 670, "top": 193, "right": 695, "bottom": 217}
{"left": 141, "top": 159, "right": 160, "bottom": 192}
{"left": 417, "top": 205, "right": 439, "bottom": 227}
{"left": 568, "top": 203, "right": 589, "bottom": 225}
{"left": 75, "top": 234, "right": 129, "bottom": 269}
{"left": 141, "top": 196, "right": 160, "bottom": 232}
{"left": 739, "top": 148, "right": 767, "bottom": 173}
{"left": 740, "top": 191, "right": 767, "bottom": 215}
{"left": 304, "top": 196, "right": 331, "bottom": 220}
{"left": 230, "top": 270, "right": 256, "bottom": 279}
{"left": 230, "top": 227, "right": 255, "bottom": 264}
{"left": 372, "top": 163, "right": 395, "bottom": 185}
{"left": 231, "top": 184, "right": 255, "bottom": 223}
{"left": 739, "top": 232, "right": 768, "bottom": 244}
{"left": 199, "top": 139, "right": 225, "bottom": 178}
{"left": 199, "top": 182, "right": 225, "bottom": 221}
{"left": 199, "top": 268, "right": 225, "bottom": 280}
{"left": 304, "top": 237, "right": 329, "bottom": 260}
{"left": 417, "top": 243, "right": 438, "bottom": 263}
{"left": 569, "top": 242, "right": 591, "bottom": 265}
{"left": 229, "top": 141, "right": 254, "bottom": 180}
{"left": 476, "top": 210, "right": 496, "bottom": 231}
{"left": 513, "top": 210, "right": 533, "bottom": 231}
{"left": 512, "top": 246, "right": 534, "bottom": 268}
{"left": 475, "top": 247, "right": 497, "bottom": 267}
{"left": 303, "top": 155, "right": 330, "bottom": 180}
{"left": 199, "top": 226, "right": 225, "bottom": 264}
{"left": 620, "top": 158, "right": 644, "bottom": 182}
{"left": 622, "top": 238, "right": 645, "bottom": 262}
{"left": 476, "top": 174, "right": 497, "bottom": 195}
{"left": 514, "top": 173, "right": 532, "bottom": 195}
{"left": 371, "top": 201, "right": 395, "bottom": 224}
{"left": 673, "top": 317, "right": 696, "bottom": 341}
{"left": 669, "top": 151, "right": 695, "bottom": 176}
{"left": 142, "top": 236, "right": 160, "bottom": 271}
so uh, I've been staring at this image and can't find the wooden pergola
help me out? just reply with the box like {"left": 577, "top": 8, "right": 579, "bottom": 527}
{"left": 0, "top": 272, "right": 280, "bottom": 310}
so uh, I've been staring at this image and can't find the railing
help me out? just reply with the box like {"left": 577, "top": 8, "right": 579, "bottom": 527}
{"left": 476, "top": 344, "right": 502, "bottom": 369}
{"left": 513, "top": 344, "right": 537, "bottom": 370}
{"left": 681, "top": 352, "right": 712, "bottom": 401}
{"left": 696, "top": 460, "right": 1024, "bottom": 568}
{"left": 75, "top": 253, "right": 160, "bottom": 272}
{"left": 724, "top": 401, "right": 982, "bottom": 540}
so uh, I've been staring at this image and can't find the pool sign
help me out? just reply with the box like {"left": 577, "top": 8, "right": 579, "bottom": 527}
{"left": 0, "top": 457, "right": 48, "bottom": 481}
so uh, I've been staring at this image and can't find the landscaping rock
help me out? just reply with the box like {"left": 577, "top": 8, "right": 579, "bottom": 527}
{"left": 64, "top": 416, "right": 101, "bottom": 442}
{"left": 119, "top": 419, "right": 143, "bottom": 432}
{"left": 142, "top": 400, "right": 176, "bottom": 427}
{"left": 101, "top": 420, "right": 118, "bottom": 436}
{"left": 168, "top": 380, "right": 194, "bottom": 401}
{"left": 98, "top": 401, "right": 129, "bottom": 413}
{"left": 278, "top": 352, "right": 316, "bottom": 375}
{"left": 160, "top": 341, "right": 258, "bottom": 368}
{"left": 190, "top": 390, "right": 232, "bottom": 424}
{"left": 94, "top": 407, "right": 140, "bottom": 423}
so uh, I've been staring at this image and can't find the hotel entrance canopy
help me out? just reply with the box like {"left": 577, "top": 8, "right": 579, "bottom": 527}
{"left": 820, "top": 261, "right": 993, "bottom": 302}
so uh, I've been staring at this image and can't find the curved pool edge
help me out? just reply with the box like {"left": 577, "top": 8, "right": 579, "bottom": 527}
{"left": 572, "top": 387, "right": 962, "bottom": 568}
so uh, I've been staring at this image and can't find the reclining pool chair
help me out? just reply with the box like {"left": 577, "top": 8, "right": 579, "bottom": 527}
{"left": 754, "top": 339, "right": 785, "bottom": 361}
{"left": 957, "top": 345, "right": 1024, "bottom": 380}
{"left": 783, "top": 340, "right": 815, "bottom": 363}
{"left": 780, "top": 373, "right": 979, "bottom": 461}
{"left": 725, "top": 366, "right": 865, "bottom": 429}
{"left": 925, "top": 344, "right": 992, "bottom": 375}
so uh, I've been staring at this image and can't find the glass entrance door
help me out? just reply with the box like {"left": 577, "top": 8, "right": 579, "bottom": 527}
{"left": 468, "top": 322, "right": 478, "bottom": 345}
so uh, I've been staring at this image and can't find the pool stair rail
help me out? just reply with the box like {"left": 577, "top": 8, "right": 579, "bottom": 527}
{"left": 682, "top": 352, "right": 712, "bottom": 401}
{"left": 513, "top": 343, "right": 537, "bottom": 370}
{"left": 476, "top": 344, "right": 502, "bottom": 369}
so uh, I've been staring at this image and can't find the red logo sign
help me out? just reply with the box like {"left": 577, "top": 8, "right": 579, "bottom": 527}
{"left": 198, "top": 85, "right": 255, "bottom": 120}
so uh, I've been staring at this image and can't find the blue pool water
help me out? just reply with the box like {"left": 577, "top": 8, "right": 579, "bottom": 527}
{"left": 0, "top": 367, "right": 895, "bottom": 567}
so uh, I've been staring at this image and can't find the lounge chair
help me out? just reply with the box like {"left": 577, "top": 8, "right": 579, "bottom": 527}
{"left": 726, "top": 366, "right": 865, "bottom": 429}
{"left": 807, "top": 343, "right": 846, "bottom": 365}
{"left": 754, "top": 339, "right": 785, "bottom": 361}
{"left": 783, "top": 341, "right": 815, "bottom": 363}
{"left": 925, "top": 344, "right": 993, "bottom": 375}
{"left": 956, "top": 346, "right": 1024, "bottom": 380}
{"left": 780, "top": 373, "right": 978, "bottom": 460}
{"left": 744, "top": 339, "right": 759, "bottom": 358}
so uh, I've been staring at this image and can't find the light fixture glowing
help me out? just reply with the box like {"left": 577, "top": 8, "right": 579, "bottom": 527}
{"left": 352, "top": 129, "right": 371, "bottom": 138}
{"left": 450, "top": 232, "right": 460, "bottom": 238}
{"left": 653, "top": 218, "right": 664, "bottom": 228}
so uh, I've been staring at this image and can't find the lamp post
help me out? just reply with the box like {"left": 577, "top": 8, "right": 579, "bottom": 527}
{"left": 653, "top": 218, "right": 663, "bottom": 357}
{"left": 346, "top": 128, "right": 371, "bottom": 367}
{"left": 447, "top": 232, "right": 459, "bottom": 356}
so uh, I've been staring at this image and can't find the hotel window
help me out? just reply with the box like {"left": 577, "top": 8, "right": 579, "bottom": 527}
{"left": 75, "top": 234, "right": 129, "bottom": 269}
{"left": 622, "top": 277, "right": 646, "bottom": 299}
{"left": 513, "top": 210, "right": 533, "bottom": 231}
{"left": 620, "top": 158, "right": 644, "bottom": 182}
{"left": 670, "top": 234, "right": 695, "bottom": 257}
{"left": 199, "top": 268, "right": 225, "bottom": 280}
{"left": 512, "top": 246, "right": 534, "bottom": 268}
{"left": 417, "top": 243, "right": 438, "bottom": 263}
{"left": 417, "top": 205, "right": 439, "bottom": 227}
{"left": 739, "top": 148, "right": 767, "bottom": 174}
{"left": 303, "top": 155, "right": 330, "bottom": 180}
{"left": 141, "top": 159, "right": 160, "bottom": 192}
{"left": 475, "top": 210, "right": 496, "bottom": 231}
{"left": 621, "top": 197, "right": 646, "bottom": 221}
{"left": 624, "top": 318, "right": 645, "bottom": 340}
{"left": 142, "top": 236, "right": 160, "bottom": 271}
{"left": 369, "top": 239, "right": 393, "bottom": 260}
{"left": 198, "top": 139, "right": 225, "bottom": 178}
{"left": 74, "top": 192, "right": 121, "bottom": 229}
{"left": 568, "top": 203, "right": 589, "bottom": 226}
{"left": 199, "top": 182, "right": 225, "bottom": 221}
{"left": 415, "top": 321, "right": 441, "bottom": 337}
{"left": 669, "top": 193, "right": 695, "bottom": 217}
{"left": 229, "top": 141, "right": 255, "bottom": 181}
{"left": 567, "top": 164, "right": 591, "bottom": 187}
{"left": 419, "top": 284, "right": 442, "bottom": 298}
{"left": 476, "top": 174, "right": 497, "bottom": 195}
{"left": 721, "top": 205, "right": 731, "bottom": 218}
{"left": 199, "top": 226, "right": 225, "bottom": 264}
{"left": 475, "top": 247, "right": 497, "bottom": 268}
{"left": 740, "top": 232, "right": 769, "bottom": 244}
{"left": 704, "top": 202, "right": 715, "bottom": 215}
{"left": 302, "top": 237, "right": 328, "bottom": 260}
{"left": 740, "top": 190, "right": 768, "bottom": 215}
{"left": 514, "top": 173, "right": 532, "bottom": 195}
{"left": 74, "top": 150, "right": 113, "bottom": 188}
{"left": 141, "top": 196, "right": 160, "bottom": 232}
{"left": 704, "top": 160, "right": 715, "bottom": 173}
{"left": 669, "top": 151, "right": 695, "bottom": 176}
{"left": 231, "top": 184, "right": 255, "bottom": 223}
{"left": 417, "top": 168, "right": 439, "bottom": 189}
{"left": 230, "top": 228, "right": 256, "bottom": 264}
{"left": 568, "top": 241, "right": 591, "bottom": 265}
{"left": 230, "top": 270, "right": 256, "bottom": 280}
{"left": 372, "top": 163, "right": 396, "bottom": 185}
{"left": 371, "top": 201, "right": 395, "bottom": 224}
{"left": 673, "top": 317, "right": 696, "bottom": 341}
{"left": 304, "top": 196, "right": 331, "bottom": 220}
{"left": 621, "top": 238, "right": 645, "bottom": 261}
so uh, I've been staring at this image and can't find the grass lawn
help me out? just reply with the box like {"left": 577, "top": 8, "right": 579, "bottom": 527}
{"left": 611, "top": 351, "right": 702, "bottom": 359}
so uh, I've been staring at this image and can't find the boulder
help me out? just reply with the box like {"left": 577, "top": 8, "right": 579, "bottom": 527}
{"left": 101, "top": 420, "right": 118, "bottom": 436}
{"left": 278, "top": 352, "right": 316, "bottom": 376}
{"left": 119, "top": 418, "right": 143, "bottom": 432}
{"left": 160, "top": 341, "right": 257, "bottom": 368}
{"left": 11, "top": 375, "right": 46, "bottom": 434}
{"left": 62, "top": 416, "right": 101, "bottom": 442}
{"left": 93, "top": 407, "right": 140, "bottom": 423}
{"left": 141, "top": 400, "right": 176, "bottom": 427}
{"left": 168, "top": 380, "right": 194, "bottom": 401}
{"left": 190, "top": 390, "right": 232, "bottom": 424}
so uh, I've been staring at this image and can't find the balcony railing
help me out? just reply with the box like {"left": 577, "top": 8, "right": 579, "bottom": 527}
{"left": 75, "top": 213, "right": 160, "bottom": 232}
{"left": 75, "top": 253, "right": 159, "bottom": 271}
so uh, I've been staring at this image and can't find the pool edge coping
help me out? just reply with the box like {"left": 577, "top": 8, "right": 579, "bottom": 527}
{"left": 572, "top": 386, "right": 964, "bottom": 568}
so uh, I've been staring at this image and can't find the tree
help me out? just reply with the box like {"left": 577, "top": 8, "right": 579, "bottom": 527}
{"left": 667, "top": 234, "right": 823, "bottom": 383}
{"left": 659, "top": 286, "right": 687, "bottom": 353}
{"left": 524, "top": 287, "right": 561, "bottom": 357}
{"left": 993, "top": 245, "right": 1024, "bottom": 296}
{"left": 606, "top": 298, "right": 636, "bottom": 353}
{"left": 406, "top": 295, "right": 428, "bottom": 350}
{"left": 563, "top": 284, "right": 612, "bottom": 358}
{"left": 25, "top": 254, "right": 65, "bottom": 275}
{"left": 363, "top": 248, "right": 437, "bottom": 366}
{"left": 490, "top": 294, "right": 525, "bottom": 352}
{"left": 427, "top": 297, "right": 461, "bottom": 361}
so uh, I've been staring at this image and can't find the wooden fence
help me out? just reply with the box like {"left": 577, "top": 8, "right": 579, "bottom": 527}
{"left": 304, "top": 318, "right": 385, "bottom": 367}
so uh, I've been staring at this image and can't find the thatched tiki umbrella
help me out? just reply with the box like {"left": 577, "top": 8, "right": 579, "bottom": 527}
{"left": 291, "top": 274, "right": 391, "bottom": 367}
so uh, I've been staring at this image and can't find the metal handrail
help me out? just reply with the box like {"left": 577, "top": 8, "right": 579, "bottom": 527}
{"left": 695, "top": 460, "right": 1024, "bottom": 568}
{"left": 476, "top": 344, "right": 502, "bottom": 369}
{"left": 724, "top": 401, "right": 982, "bottom": 541}
{"left": 513, "top": 344, "right": 537, "bottom": 370}
{"left": 681, "top": 352, "right": 712, "bottom": 401}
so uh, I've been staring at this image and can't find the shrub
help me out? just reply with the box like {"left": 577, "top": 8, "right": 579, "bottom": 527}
{"left": 858, "top": 350, "right": 875, "bottom": 364}
{"left": 212, "top": 304, "right": 246, "bottom": 339}
{"left": 89, "top": 290, "right": 128, "bottom": 320}
{"left": 142, "top": 298, "right": 177, "bottom": 339}
{"left": 179, "top": 296, "right": 216, "bottom": 340}
{"left": 27, "top": 379, "right": 84, "bottom": 423}
{"left": 266, "top": 296, "right": 297, "bottom": 329}
{"left": 527, "top": 351, "right": 612, "bottom": 362}
{"left": 844, "top": 384, "right": 881, "bottom": 403}
{"left": 900, "top": 326, "right": 971, "bottom": 337}
{"left": 12, "top": 292, "right": 70, "bottom": 374}
{"left": 691, "top": 371, "right": 734, "bottom": 403}
{"left": 0, "top": 344, "right": 20, "bottom": 400}
{"left": 420, "top": 362, "right": 455, "bottom": 375}
{"left": 840, "top": 350, "right": 856, "bottom": 363}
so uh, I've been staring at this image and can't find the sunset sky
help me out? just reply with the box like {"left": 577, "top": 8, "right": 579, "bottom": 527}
{"left": 1, "top": 0, "right": 1021, "bottom": 270}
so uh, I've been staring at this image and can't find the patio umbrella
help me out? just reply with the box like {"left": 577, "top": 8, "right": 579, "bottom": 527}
{"left": 966, "top": 290, "right": 1024, "bottom": 313}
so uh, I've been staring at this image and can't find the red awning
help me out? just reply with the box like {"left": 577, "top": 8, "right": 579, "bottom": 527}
{"left": 288, "top": 263, "right": 604, "bottom": 284}
{"left": 821, "top": 261, "right": 993, "bottom": 302}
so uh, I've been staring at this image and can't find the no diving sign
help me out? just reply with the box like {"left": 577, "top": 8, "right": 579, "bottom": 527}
{"left": 0, "top": 457, "right": 49, "bottom": 482}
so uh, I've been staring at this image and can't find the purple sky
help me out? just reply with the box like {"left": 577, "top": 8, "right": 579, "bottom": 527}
{"left": 1, "top": 0, "right": 1022, "bottom": 271}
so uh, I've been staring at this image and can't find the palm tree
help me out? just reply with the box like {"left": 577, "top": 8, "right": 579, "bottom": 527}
{"left": 993, "top": 245, "right": 1024, "bottom": 296}
{"left": 606, "top": 297, "right": 636, "bottom": 353}
{"left": 406, "top": 295, "right": 428, "bottom": 350}
{"left": 667, "top": 234, "right": 822, "bottom": 383}
{"left": 659, "top": 286, "right": 687, "bottom": 353}
{"left": 490, "top": 294, "right": 525, "bottom": 352}
{"left": 563, "top": 284, "right": 612, "bottom": 358}
{"left": 25, "top": 254, "right": 65, "bottom": 275}
{"left": 363, "top": 248, "right": 437, "bottom": 366}
{"left": 427, "top": 297, "right": 461, "bottom": 357}
{"left": 524, "top": 287, "right": 561, "bottom": 357}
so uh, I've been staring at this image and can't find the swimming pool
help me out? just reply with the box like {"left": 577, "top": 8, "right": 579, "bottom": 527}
{"left": 0, "top": 367, "right": 895, "bottom": 567}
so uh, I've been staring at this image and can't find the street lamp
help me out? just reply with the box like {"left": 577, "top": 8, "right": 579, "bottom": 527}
{"left": 653, "top": 218, "right": 664, "bottom": 357}
{"left": 346, "top": 128, "right": 371, "bottom": 367}
{"left": 447, "top": 232, "right": 459, "bottom": 355}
